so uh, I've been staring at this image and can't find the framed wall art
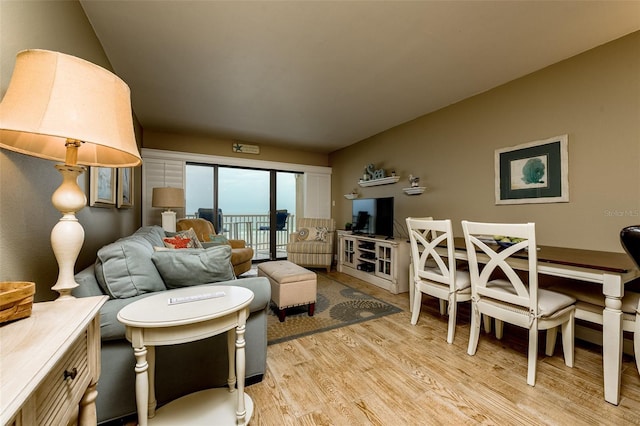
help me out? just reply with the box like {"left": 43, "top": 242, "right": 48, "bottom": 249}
{"left": 495, "top": 134, "right": 568, "bottom": 205}
{"left": 117, "top": 167, "right": 134, "bottom": 208}
{"left": 90, "top": 166, "right": 116, "bottom": 207}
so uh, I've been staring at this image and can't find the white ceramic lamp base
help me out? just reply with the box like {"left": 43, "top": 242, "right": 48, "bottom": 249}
{"left": 161, "top": 210, "right": 177, "bottom": 232}
{"left": 50, "top": 164, "right": 87, "bottom": 299}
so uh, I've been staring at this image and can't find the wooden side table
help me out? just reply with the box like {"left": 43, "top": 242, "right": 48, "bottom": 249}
{"left": 117, "top": 285, "right": 254, "bottom": 425}
{"left": 0, "top": 296, "right": 107, "bottom": 426}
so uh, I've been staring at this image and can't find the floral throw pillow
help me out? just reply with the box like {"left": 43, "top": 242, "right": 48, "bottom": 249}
{"left": 313, "top": 226, "right": 328, "bottom": 242}
{"left": 163, "top": 227, "right": 203, "bottom": 249}
{"left": 162, "top": 235, "right": 195, "bottom": 249}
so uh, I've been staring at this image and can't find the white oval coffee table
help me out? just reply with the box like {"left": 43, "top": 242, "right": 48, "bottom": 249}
{"left": 117, "top": 285, "right": 254, "bottom": 425}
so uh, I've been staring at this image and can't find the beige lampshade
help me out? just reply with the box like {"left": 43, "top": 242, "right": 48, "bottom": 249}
{"left": 0, "top": 49, "right": 141, "bottom": 167}
{"left": 152, "top": 187, "right": 185, "bottom": 209}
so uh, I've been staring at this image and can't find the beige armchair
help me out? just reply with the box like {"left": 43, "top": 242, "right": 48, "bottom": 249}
{"left": 176, "top": 218, "right": 254, "bottom": 276}
{"left": 286, "top": 217, "right": 335, "bottom": 272}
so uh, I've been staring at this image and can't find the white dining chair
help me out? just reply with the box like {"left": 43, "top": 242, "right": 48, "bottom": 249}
{"left": 462, "top": 220, "right": 576, "bottom": 386}
{"left": 407, "top": 217, "right": 471, "bottom": 344}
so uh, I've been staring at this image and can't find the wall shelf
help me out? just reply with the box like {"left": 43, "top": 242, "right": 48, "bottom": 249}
{"left": 403, "top": 186, "right": 426, "bottom": 195}
{"left": 358, "top": 176, "right": 400, "bottom": 187}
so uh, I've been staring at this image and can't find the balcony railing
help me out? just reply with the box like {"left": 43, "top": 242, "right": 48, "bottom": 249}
{"left": 186, "top": 213, "right": 295, "bottom": 260}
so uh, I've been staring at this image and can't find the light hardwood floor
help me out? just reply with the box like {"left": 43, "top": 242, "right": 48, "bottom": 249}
{"left": 246, "top": 270, "right": 640, "bottom": 425}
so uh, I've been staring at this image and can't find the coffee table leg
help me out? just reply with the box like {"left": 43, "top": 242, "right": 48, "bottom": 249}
{"left": 133, "top": 344, "right": 149, "bottom": 426}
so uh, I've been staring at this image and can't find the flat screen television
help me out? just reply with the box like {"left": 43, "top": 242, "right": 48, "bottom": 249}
{"left": 352, "top": 197, "right": 394, "bottom": 238}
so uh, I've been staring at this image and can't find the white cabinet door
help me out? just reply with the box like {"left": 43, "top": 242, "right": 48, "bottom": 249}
{"left": 141, "top": 158, "right": 185, "bottom": 227}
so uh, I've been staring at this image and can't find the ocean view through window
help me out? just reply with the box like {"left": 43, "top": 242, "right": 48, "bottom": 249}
{"left": 185, "top": 164, "right": 299, "bottom": 260}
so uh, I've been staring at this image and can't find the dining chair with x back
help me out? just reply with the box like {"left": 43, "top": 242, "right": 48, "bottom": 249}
{"left": 407, "top": 217, "right": 471, "bottom": 344}
{"left": 462, "top": 220, "right": 577, "bottom": 386}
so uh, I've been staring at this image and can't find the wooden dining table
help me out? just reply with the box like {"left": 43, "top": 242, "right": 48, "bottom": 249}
{"left": 426, "top": 237, "right": 640, "bottom": 405}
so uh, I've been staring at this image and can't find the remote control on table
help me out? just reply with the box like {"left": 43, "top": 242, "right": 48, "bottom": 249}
{"left": 168, "top": 291, "right": 226, "bottom": 305}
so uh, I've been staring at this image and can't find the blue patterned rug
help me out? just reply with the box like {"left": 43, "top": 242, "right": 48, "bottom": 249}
{"left": 267, "top": 273, "right": 402, "bottom": 345}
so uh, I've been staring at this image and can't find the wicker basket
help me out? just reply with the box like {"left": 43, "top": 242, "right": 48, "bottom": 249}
{"left": 0, "top": 282, "right": 36, "bottom": 324}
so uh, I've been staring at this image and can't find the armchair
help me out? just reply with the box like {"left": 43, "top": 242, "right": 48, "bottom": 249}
{"left": 287, "top": 217, "right": 335, "bottom": 272}
{"left": 176, "top": 218, "right": 254, "bottom": 276}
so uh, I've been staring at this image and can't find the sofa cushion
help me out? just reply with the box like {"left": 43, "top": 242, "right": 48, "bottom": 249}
{"left": 152, "top": 245, "right": 235, "bottom": 288}
{"left": 132, "top": 226, "right": 167, "bottom": 247}
{"left": 95, "top": 236, "right": 167, "bottom": 299}
{"left": 99, "top": 293, "right": 155, "bottom": 340}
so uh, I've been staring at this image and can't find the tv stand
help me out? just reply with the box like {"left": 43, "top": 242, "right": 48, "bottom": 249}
{"left": 337, "top": 231, "right": 409, "bottom": 294}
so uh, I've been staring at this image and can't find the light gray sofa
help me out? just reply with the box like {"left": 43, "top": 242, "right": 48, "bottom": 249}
{"left": 73, "top": 226, "right": 270, "bottom": 424}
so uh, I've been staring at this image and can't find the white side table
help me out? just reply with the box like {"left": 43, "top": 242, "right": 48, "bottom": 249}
{"left": 0, "top": 296, "right": 107, "bottom": 426}
{"left": 117, "top": 285, "right": 254, "bottom": 425}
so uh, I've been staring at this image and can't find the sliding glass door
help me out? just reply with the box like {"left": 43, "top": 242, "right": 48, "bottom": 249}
{"left": 219, "top": 167, "right": 270, "bottom": 258}
{"left": 185, "top": 163, "right": 299, "bottom": 261}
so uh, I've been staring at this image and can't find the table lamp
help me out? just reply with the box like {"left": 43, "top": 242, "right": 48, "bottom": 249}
{"left": 0, "top": 49, "right": 142, "bottom": 300}
{"left": 152, "top": 187, "right": 184, "bottom": 232}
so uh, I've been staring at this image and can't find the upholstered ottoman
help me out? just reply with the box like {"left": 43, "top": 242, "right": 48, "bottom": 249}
{"left": 257, "top": 260, "right": 317, "bottom": 322}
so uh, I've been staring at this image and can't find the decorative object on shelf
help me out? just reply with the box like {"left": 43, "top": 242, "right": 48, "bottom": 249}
{"left": 0, "top": 49, "right": 142, "bottom": 299}
{"left": 495, "top": 134, "right": 568, "bottom": 205}
{"left": 344, "top": 188, "right": 359, "bottom": 199}
{"left": 152, "top": 187, "right": 185, "bottom": 232}
{"left": 403, "top": 186, "right": 426, "bottom": 195}
{"left": 358, "top": 163, "right": 400, "bottom": 186}
{"left": 408, "top": 174, "right": 420, "bottom": 187}
{"left": 363, "top": 163, "right": 385, "bottom": 180}
{"left": 345, "top": 222, "right": 352, "bottom": 230}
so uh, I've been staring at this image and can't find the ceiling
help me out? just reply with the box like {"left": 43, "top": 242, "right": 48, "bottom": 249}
{"left": 79, "top": 1, "right": 640, "bottom": 154}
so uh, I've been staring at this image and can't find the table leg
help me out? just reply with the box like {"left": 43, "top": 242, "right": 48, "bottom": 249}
{"left": 602, "top": 273, "right": 624, "bottom": 405}
{"left": 147, "top": 346, "right": 157, "bottom": 417}
{"left": 227, "top": 329, "right": 236, "bottom": 392}
{"left": 133, "top": 344, "right": 149, "bottom": 426}
{"left": 235, "top": 321, "right": 247, "bottom": 424}
{"left": 78, "top": 383, "right": 98, "bottom": 426}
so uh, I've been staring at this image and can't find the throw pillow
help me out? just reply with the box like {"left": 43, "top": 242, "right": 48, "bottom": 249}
{"left": 95, "top": 237, "right": 166, "bottom": 299}
{"left": 297, "top": 226, "right": 328, "bottom": 242}
{"left": 162, "top": 227, "right": 203, "bottom": 249}
{"left": 151, "top": 245, "right": 235, "bottom": 288}
{"left": 313, "top": 226, "right": 329, "bottom": 242}
{"left": 297, "top": 228, "right": 310, "bottom": 240}
{"left": 207, "top": 234, "right": 230, "bottom": 246}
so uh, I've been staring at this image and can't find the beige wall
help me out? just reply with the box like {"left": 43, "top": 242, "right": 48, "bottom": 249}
{"left": 0, "top": 1, "right": 142, "bottom": 301}
{"left": 330, "top": 32, "right": 640, "bottom": 253}
{"left": 143, "top": 130, "right": 329, "bottom": 167}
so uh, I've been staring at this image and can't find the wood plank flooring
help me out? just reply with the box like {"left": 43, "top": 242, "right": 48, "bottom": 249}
{"left": 245, "top": 270, "right": 640, "bottom": 425}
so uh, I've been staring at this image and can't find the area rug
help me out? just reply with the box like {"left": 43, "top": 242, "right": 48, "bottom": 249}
{"left": 266, "top": 273, "right": 402, "bottom": 345}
